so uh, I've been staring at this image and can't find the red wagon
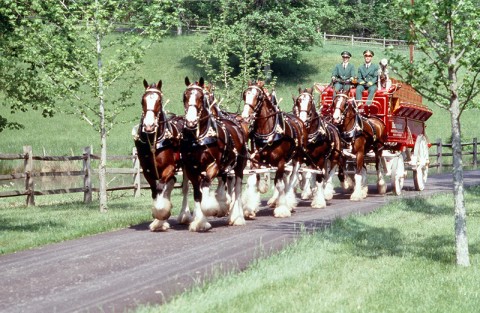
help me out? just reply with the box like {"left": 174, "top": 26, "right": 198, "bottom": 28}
{"left": 316, "top": 78, "right": 432, "bottom": 195}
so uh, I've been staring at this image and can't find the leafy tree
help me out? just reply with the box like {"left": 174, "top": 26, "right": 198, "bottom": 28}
{"left": 0, "top": 1, "right": 79, "bottom": 132}
{"left": 0, "top": 0, "right": 177, "bottom": 211}
{"left": 387, "top": 0, "right": 480, "bottom": 266}
{"left": 323, "top": 0, "right": 409, "bottom": 38}
{"left": 192, "top": 0, "right": 335, "bottom": 110}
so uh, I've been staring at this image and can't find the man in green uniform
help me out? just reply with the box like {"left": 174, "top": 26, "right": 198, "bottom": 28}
{"left": 331, "top": 51, "right": 355, "bottom": 98}
{"left": 356, "top": 49, "right": 378, "bottom": 105}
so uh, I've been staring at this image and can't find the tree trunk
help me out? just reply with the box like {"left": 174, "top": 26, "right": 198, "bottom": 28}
{"left": 451, "top": 95, "right": 469, "bottom": 266}
{"left": 95, "top": 3, "right": 108, "bottom": 213}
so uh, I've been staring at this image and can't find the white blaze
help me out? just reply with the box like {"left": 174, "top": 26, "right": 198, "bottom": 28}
{"left": 186, "top": 89, "right": 199, "bottom": 124}
{"left": 332, "top": 97, "right": 342, "bottom": 122}
{"left": 143, "top": 93, "right": 159, "bottom": 130}
{"left": 299, "top": 95, "right": 309, "bottom": 122}
{"left": 242, "top": 89, "right": 257, "bottom": 118}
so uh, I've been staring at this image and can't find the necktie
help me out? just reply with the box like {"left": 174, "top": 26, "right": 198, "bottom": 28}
{"left": 366, "top": 64, "right": 369, "bottom": 69}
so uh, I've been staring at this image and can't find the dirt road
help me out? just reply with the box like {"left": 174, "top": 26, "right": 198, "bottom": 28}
{"left": 1, "top": 170, "right": 479, "bottom": 313}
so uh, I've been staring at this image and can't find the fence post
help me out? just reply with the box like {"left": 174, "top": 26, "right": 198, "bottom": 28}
{"left": 351, "top": 34, "right": 354, "bottom": 46}
{"left": 83, "top": 146, "right": 92, "bottom": 203}
{"left": 133, "top": 147, "right": 141, "bottom": 197}
{"left": 323, "top": 32, "right": 326, "bottom": 45}
{"left": 436, "top": 138, "right": 443, "bottom": 173}
{"left": 473, "top": 137, "right": 478, "bottom": 169}
{"left": 383, "top": 37, "right": 386, "bottom": 48}
{"left": 24, "top": 145, "right": 35, "bottom": 206}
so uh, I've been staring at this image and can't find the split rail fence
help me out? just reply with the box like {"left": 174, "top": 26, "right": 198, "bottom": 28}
{"left": 0, "top": 139, "right": 477, "bottom": 206}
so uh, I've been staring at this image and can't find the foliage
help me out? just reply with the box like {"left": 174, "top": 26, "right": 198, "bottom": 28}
{"left": 0, "top": 0, "right": 178, "bottom": 132}
{"left": 327, "top": 0, "right": 410, "bottom": 38}
{"left": 0, "top": 0, "right": 79, "bottom": 131}
{"left": 386, "top": 0, "right": 480, "bottom": 113}
{"left": 191, "top": 0, "right": 334, "bottom": 109}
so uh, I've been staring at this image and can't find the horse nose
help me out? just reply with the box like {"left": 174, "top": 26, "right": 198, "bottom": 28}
{"left": 143, "top": 112, "right": 156, "bottom": 133}
{"left": 143, "top": 122, "right": 155, "bottom": 133}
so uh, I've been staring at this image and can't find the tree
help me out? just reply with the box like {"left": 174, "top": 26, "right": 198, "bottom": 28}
{"left": 387, "top": 0, "right": 480, "bottom": 266}
{"left": 0, "top": 0, "right": 177, "bottom": 211}
{"left": 0, "top": 1, "right": 79, "bottom": 132}
{"left": 191, "top": 0, "right": 335, "bottom": 110}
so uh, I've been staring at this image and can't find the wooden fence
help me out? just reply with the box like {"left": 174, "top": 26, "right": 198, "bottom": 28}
{"left": 430, "top": 138, "right": 478, "bottom": 172}
{"left": 323, "top": 33, "right": 408, "bottom": 49}
{"left": 0, "top": 146, "right": 144, "bottom": 206}
{"left": 0, "top": 139, "right": 477, "bottom": 206}
{"left": 183, "top": 27, "right": 409, "bottom": 49}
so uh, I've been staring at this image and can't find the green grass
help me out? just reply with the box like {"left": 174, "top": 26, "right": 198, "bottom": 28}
{"left": 0, "top": 187, "right": 189, "bottom": 255}
{"left": 0, "top": 192, "right": 148, "bottom": 255}
{"left": 135, "top": 186, "right": 480, "bottom": 313}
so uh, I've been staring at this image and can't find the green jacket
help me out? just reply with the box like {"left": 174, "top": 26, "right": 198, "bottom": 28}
{"left": 357, "top": 63, "right": 379, "bottom": 86}
{"left": 332, "top": 63, "right": 355, "bottom": 81}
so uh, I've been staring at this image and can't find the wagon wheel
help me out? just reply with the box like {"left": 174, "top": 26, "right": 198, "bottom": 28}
{"left": 391, "top": 153, "right": 405, "bottom": 196}
{"left": 413, "top": 134, "right": 429, "bottom": 191}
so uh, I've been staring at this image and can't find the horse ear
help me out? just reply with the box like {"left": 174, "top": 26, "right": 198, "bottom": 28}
{"left": 307, "top": 87, "right": 313, "bottom": 95}
{"left": 258, "top": 81, "right": 264, "bottom": 88}
{"left": 157, "top": 80, "right": 162, "bottom": 90}
{"left": 248, "top": 80, "right": 252, "bottom": 86}
{"left": 292, "top": 94, "right": 296, "bottom": 102}
{"left": 298, "top": 87, "right": 302, "bottom": 94}
{"left": 199, "top": 77, "right": 205, "bottom": 87}
{"left": 185, "top": 77, "right": 190, "bottom": 86}
{"left": 143, "top": 79, "right": 149, "bottom": 89}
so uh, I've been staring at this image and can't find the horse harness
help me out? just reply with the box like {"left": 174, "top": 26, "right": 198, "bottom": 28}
{"left": 247, "top": 86, "right": 302, "bottom": 164}
{"left": 181, "top": 87, "right": 241, "bottom": 172}
{"left": 336, "top": 97, "right": 379, "bottom": 145}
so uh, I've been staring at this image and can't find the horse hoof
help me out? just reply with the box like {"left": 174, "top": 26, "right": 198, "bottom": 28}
{"left": 189, "top": 221, "right": 212, "bottom": 232}
{"left": 244, "top": 210, "right": 256, "bottom": 219}
{"left": 274, "top": 205, "right": 291, "bottom": 218}
{"left": 311, "top": 200, "right": 327, "bottom": 209}
{"left": 149, "top": 219, "right": 170, "bottom": 232}
{"left": 229, "top": 217, "right": 246, "bottom": 226}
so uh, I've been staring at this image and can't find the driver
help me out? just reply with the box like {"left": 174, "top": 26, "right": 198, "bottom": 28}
{"left": 331, "top": 51, "right": 355, "bottom": 98}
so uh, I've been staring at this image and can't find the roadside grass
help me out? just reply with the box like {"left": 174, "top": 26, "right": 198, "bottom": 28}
{"left": 0, "top": 194, "right": 147, "bottom": 255}
{"left": 0, "top": 188, "right": 186, "bottom": 255}
{"left": 135, "top": 186, "right": 480, "bottom": 313}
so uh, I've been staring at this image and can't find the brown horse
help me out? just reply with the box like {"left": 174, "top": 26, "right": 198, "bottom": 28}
{"left": 181, "top": 77, "right": 248, "bottom": 231}
{"left": 292, "top": 87, "right": 346, "bottom": 208}
{"left": 241, "top": 81, "right": 307, "bottom": 217}
{"left": 330, "top": 91, "right": 387, "bottom": 201}
{"left": 133, "top": 79, "right": 191, "bottom": 231}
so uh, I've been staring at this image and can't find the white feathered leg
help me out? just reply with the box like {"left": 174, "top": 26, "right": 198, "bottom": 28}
{"left": 149, "top": 178, "right": 175, "bottom": 232}
{"left": 273, "top": 180, "right": 291, "bottom": 218}
{"left": 242, "top": 174, "right": 260, "bottom": 218}
{"left": 177, "top": 172, "right": 192, "bottom": 225}
{"left": 228, "top": 176, "right": 246, "bottom": 226}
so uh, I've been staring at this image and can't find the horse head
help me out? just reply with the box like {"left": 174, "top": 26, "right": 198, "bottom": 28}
{"left": 241, "top": 80, "right": 268, "bottom": 121}
{"left": 141, "top": 79, "right": 163, "bottom": 133}
{"left": 183, "top": 76, "right": 206, "bottom": 129}
{"left": 331, "top": 91, "right": 353, "bottom": 125}
{"left": 293, "top": 87, "right": 315, "bottom": 124}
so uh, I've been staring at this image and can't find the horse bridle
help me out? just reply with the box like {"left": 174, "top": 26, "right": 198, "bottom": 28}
{"left": 294, "top": 92, "right": 316, "bottom": 126}
{"left": 184, "top": 84, "right": 208, "bottom": 129}
{"left": 331, "top": 93, "right": 353, "bottom": 125}
{"left": 243, "top": 85, "right": 266, "bottom": 117}
{"left": 141, "top": 87, "right": 163, "bottom": 134}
